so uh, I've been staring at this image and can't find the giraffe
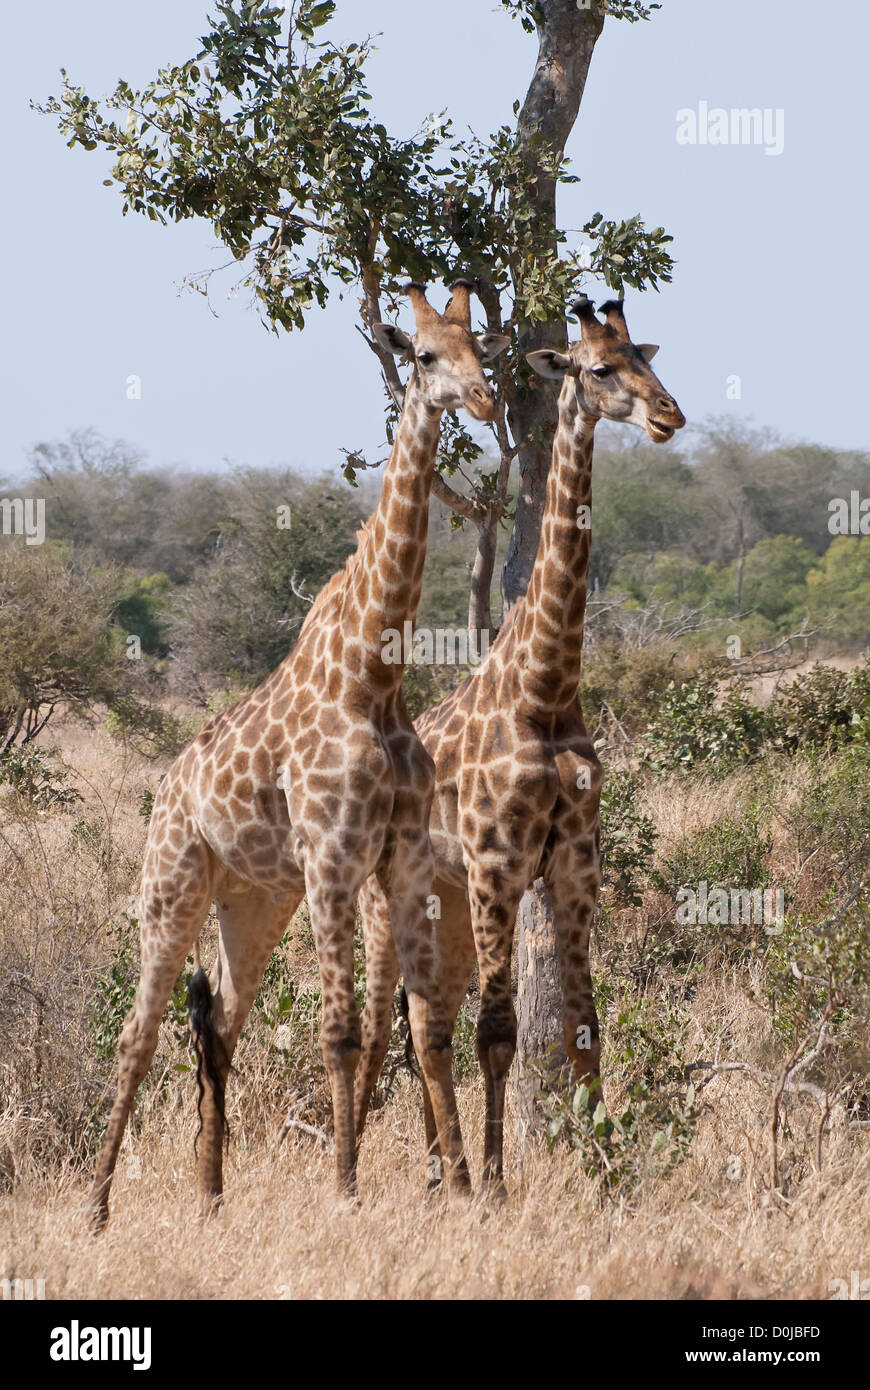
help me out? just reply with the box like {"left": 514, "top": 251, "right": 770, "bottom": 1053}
{"left": 355, "top": 295, "right": 685, "bottom": 1189}
{"left": 88, "top": 280, "right": 509, "bottom": 1228}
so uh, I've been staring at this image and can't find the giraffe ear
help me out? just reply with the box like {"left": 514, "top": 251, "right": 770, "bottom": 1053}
{"left": 372, "top": 323, "right": 413, "bottom": 356}
{"left": 475, "top": 332, "right": 510, "bottom": 362}
{"left": 526, "top": 349, "right": 571, "bottom": 380}
{"left": 637, "top": 343, "right": 660, "bottom": 364}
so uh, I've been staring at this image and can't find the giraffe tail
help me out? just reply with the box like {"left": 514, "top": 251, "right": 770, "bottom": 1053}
{"left": 399, "top": 987, "right": 420, "bottom": 1079}
{"left": 188, "top": 964, "right": 232, "bottom": 1151}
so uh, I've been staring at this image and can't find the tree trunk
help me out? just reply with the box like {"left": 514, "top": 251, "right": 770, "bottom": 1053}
{"left": 502, "top": 0, "right": 605, "bottom": 609}
{"left": 468, "top": 510, "right": 496, "bottom": 653}
{"left": 504, "top": 1, "right": 605, "bottom": 1137}
{"left": 513, "top": 878, "right": 570, "bottom": 1142}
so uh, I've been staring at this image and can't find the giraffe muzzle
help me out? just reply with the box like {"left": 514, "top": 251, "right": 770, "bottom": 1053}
{"left": 646, "top": 401, "right": 686, "bottom": 442}
{"left": 467, "top": 386, "right": 496, "bottom": 422}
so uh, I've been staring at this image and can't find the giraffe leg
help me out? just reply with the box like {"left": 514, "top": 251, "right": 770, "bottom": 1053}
{"left": 387, "top": 856, "right": 471, "bottom": 1195}
{"left": 545, "top": 840, "right": 603, "bottom": 1107}
{"left": 89, "top": 838, "right": 213, "bottom": 1232}
{"left": 195, "top": 886, "right": 301, "bottom": 1210}
{"left": 416, "top": 881, "right": 476, "bottom": 1189}
{"left": 355, "top": 876, "right": 400, "bottom": 1145}
{"left": 305, "top": 874, "right": 361, "bottom": 1198}
{"left": 467, "top": 865, "right": 526, "bottom": 1192}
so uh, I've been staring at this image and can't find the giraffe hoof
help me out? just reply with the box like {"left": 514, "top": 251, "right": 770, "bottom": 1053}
{"left": 197, "top": 1189, "right": 224, "bottom": 1220}
{"left": 87, "top": 1201, "right": 109, "bottom": 1236}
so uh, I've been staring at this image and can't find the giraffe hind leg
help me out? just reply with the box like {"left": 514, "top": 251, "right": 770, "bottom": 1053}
{"left": 89, "top": 833, "right": 214, "bottom": 1232}
{"left": 355, "top": 875, "right": 400, "bottom": 1147}
{"left": 195, "top": 885, "right": 300, "bottom": 1209}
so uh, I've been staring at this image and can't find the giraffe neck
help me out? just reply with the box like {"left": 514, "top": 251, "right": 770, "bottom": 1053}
{"left": 512, "top": 378, "right": 597, "bottom": 714}
{"left": 341, "top": 376, "right": 442, "bottom": 687}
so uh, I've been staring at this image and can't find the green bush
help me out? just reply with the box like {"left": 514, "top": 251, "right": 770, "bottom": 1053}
{"left": 779, "top": 744, "right": 870, "bottom": 884}
{"left": 114, "top": 572, "right": 173, "bottom": 656}
{"left": 653, "top": 809, "right": 772, "bottom": 899}
{"left": 104, "top": 696, "right": 201, "bottom": 758}
{"left": 580, "top": 638, "right": 706, "bottom": 738}
{"left": 0, "top": 745, "right": 82, "bottom": 811}
{"left": 640, "top": 671, "right": 767, "bottom": 771}
{"left": 0, "top": 540, "right": 125, "bottom": 750}
{"left": 765, "top": 885, "right": 870, "bottom": 1060}
{"left": 767, "top": 661, "right": 870, "bottom": 753}
{"left": 599, "top": 771, "right": 658, "bottom": 907}
{"left": 540, "top": 988, "right": 698, "bottom": 1194}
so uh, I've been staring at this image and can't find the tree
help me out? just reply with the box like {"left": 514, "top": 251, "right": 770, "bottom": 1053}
{"left": 169, "top": 471, "right": 366, "bottom": 696}
{"left": 42, "top": 0, "right": 671, "bottom": 1131}
{"left": 806, "top": 538, "right": 870, "bottom": 647}
{"left": 0, "top": 542, "right": 125, "bottom": 752}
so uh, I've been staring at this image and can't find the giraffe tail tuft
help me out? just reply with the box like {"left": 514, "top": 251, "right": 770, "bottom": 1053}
{"left": 399, "top": 987, "right": 420, "bottom": 1079}
{"left": 188, "top": 967, "right": 231, "bottom": 1152}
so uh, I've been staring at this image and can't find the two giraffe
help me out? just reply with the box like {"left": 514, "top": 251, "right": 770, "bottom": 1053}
{"left": 89, "top": 281, "right": 508, "bottom": 1227}
{"left": 354, "top": 295, "right": 685, "bottom": 1188}
{"left": 90, "top": 284, "right": 683, "bottom": 1220}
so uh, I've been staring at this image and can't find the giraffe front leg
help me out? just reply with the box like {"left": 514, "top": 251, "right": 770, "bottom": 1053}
{"left": 467, "top": 865, "right": 526, "bottom": 1194}
{"left": 545, "top": 842, "right": 604, "bottom": 1109}
{"left": 387, "top": 852, "right": 471, "bottom": 1195}
{"left": 306, "top": 875, "right": 361, "bottom": 1198}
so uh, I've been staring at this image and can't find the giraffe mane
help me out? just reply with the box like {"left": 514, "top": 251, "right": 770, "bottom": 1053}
{"left": 300, "top": 518, "right": 376, "bottom": 627}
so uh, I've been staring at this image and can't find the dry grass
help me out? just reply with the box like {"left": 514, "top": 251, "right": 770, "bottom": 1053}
{"left": 1, "top": 715, "right": 868, "bottom": 1301}
{"left": 2, "top": 1075, "right": 868, "bottom": 1301}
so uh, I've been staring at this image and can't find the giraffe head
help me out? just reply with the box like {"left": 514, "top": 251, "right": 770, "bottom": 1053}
{"left": 372, "top": 280, "right": 509, "bottom": 422}
{"left": 527, "top": 296, "right": 686, "bottom": 442}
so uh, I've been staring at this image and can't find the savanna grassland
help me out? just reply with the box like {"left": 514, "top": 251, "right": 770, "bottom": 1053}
{"left": 1, "top": 427, "right": 869, "bottom": 1300}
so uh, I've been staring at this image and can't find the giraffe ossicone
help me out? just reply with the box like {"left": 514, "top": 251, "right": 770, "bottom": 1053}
{"left": 88, "top": 278, "right": 508, "bottom": 1229}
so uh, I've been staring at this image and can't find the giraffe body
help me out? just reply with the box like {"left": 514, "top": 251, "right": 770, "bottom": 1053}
{"left": 89, "top": 282, "right": 508, "bottom": 1227}
{"left": 356, "top": 297, "right": 686, "bottom": 1187}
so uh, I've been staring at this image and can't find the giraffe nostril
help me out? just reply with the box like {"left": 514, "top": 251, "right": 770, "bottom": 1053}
{"left": 658, "top": 397, "right": 675, "bottom": 412}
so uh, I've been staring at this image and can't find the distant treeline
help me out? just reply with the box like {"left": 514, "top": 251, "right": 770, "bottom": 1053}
{"left": 3, "top": 421, "right": 868, "bottom": 710}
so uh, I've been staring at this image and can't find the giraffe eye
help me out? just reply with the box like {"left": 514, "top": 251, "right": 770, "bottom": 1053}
{"left": 590, "top": 364, "right": 611, "bottom": 379}
{"left": 416, "top": 351, "right": 436, "bottom": 367}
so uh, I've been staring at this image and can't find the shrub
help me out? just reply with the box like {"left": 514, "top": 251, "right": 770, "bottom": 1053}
{"left": 640, "top": 671, "right": 767, "bottom": 771}
{"left": 539, "top": 988, "right": 698, "bottom": 1195}
{"left": 764, "top": 885, "right": 870, "bottom": 1078}
{"left": 0, "top": 745, "right": 82, "bottom": 812}
{"left": 0, "top": 541, "right": 125, "bottom": 750}
{"left": 599, "top": 770, "right": 658, "bottom": 908}
{"left": 653, "top": 809, "right": 772, "bottom": 898}
{"left": 580, "top": 638, "right": 705, "bottom": 738}
{"left": 767, "top": 660, "right": 870, "bottom": 752}
{"left": 779, "top": 744, "right": 870, "bottom": 886}
{"left": 114, "top": 572, "right": 173, "bottom": 656}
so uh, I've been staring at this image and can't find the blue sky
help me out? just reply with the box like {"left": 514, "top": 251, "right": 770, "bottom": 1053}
{"left": 2, "top": 0, "right": 868, "bottom": 480}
